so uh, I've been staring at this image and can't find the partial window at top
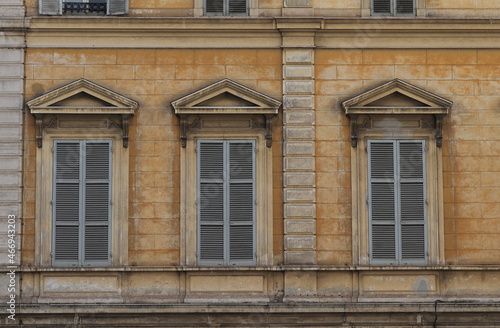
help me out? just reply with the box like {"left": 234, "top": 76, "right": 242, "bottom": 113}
{"left": 205, "top": 0, "right": 248, "bottom": 16}
{"left": 372, "top": 0, "right": 415, "bottom": 16}
{"left": 40, "top": 0, "right": 128, "bottom": 15}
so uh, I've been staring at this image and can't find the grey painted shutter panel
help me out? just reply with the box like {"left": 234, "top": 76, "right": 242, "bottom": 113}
{"left": 373, "top": 0, "right": 391, "bottom": 14}
{"left": 84, "top": 142, "right": 111, "bottom": 264}
{"left": 53, "top": 140, "right": 111, "bottom": 266}
{"left": 228, "top": 0, "right": 247, "bottom": 15}
{"left": 40, "top": 0, "right": 62, "bottom": 15}
{"left": 399, "top": 141, "right": 426, "bottom": 263}
{"left": 369, "top": 140, "right": 426, "bottom": 265}
{"left": 228, "top": 142, "right": 254, "bottom": 264}
{"left": 206, "top": 0, "right": 224, "bottom": 15}
{"left": 369, "top": 141, "right": 397, "bottom": 263}
{"left": 199, "top": 141, "right": 225, "bottom": 263}
{"left": 396, "top": 0, "right": 414, "bottom": 14}
{"left": 198, "top": 140, "right": 255, "bottom": 265}
{"left": 54, "top": 142, "right": 81, "bottom": 264}
{"left": 108, "top": 0, "right": 128, "bottom": 15}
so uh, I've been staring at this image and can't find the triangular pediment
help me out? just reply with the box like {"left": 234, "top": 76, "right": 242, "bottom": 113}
{"left": 342, "top": 79, "right": 452, "bottom": 116}
{"left": 27, "top": 79, "right": 139, "bottom": 115}
{"left": 171, "top": 79, "right": 281, "bottom": 115}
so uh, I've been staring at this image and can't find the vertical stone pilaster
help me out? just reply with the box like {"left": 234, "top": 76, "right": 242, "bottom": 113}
{"left": 279, "top": 22, "right": 320, "bottom": 265}
{"left": 0, "top": 0, "right": 24, "bottom": 274}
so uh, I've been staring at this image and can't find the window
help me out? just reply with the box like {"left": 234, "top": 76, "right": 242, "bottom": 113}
{"left": 53, "top": 140, "right": 111, "bottom": 266}
{"left": 342, "top": 79, "right": 451, "bottom": 266}
{"left": 40, "top": 0, "right": 128, "bottom": 15}
{"left": 372, "top": 0, "right": 415, "bottom": 16}
{"left": 198, "top": 140, "right": 255, "bottom": 266}
{"left": 368, "top": 140, "right": 426, "bottom": 265}
{"left": 27, "top": 79, "right": 138, "bottom": 267}
{"left": 205, "top": 0, "right": 248, "bottom": 16}
{"left": 172, "top": 79, "right": 281, "bottom": 267}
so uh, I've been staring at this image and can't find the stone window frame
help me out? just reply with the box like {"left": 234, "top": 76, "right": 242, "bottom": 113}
{"left": 362, "top": 0, "right": 425, "bottom": 17}
{"left": 194, "top": 0, "right": 257, "bottom": 17}
{"left": 27, "top": 79, "right": 138, "bottom": 267}
{"left": 171, "top": 79, "right": 281, "bottom": 267}
{"left": 342, "top": 79, "right": 452, "bottom": 266}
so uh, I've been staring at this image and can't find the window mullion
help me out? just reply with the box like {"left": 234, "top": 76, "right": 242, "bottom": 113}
{"left": 395, "top": 140, "right": 402, "bottom": 265}
{"left": 224, "top": 0, "right": 229, "bottom": 16}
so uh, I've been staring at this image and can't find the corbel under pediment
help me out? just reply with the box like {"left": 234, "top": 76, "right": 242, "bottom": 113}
{"left": 27, "top": 79, "right": 139, "bottom": 148}
{"left": 171, "top": 79, "right": 282, "bottom": 147}
{"left": 342, "top": 79, "right": 452, "bottom": 147}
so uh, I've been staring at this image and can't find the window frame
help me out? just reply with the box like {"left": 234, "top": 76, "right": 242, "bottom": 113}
{"left": 204, "top": 0, "right": 248, "bottom": 16}
{"left": 180, "top": 122, "right": 273, "bottom": 267}
{"left": 371, "top": 0, "right": 416, "bottom": 16}
{"left": 39, "top": 0, "right": 128, "bottom": 15}
{"left": 35, "top": 127, "right": 129, "bottom": 267}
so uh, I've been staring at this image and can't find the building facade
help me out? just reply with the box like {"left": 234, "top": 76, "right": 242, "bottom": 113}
{"left": 0, "top": 0, "right": 499, "bottom": 326}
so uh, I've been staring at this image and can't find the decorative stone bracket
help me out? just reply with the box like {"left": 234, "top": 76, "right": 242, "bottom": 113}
{"left": 342, "top": 79, "right": 452, "bottom": 148}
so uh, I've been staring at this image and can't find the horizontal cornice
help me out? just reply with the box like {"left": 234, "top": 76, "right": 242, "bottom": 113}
{"left": 25, "top": 17, "right": 500, "bottom": 48}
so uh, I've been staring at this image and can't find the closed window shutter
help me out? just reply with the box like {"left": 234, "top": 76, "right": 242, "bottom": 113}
{"left": 369, "top": 141, "right": 397, "bottom": 263}
{"left": 368, "top": 140, "right": 426, "bottom": 265}
{"left": 399, "top": 141, "right": 426, "bottom": 263}
{"left": 53, "top": 140, "right": 111, "bottom": 266}
{"left": 198, "top": 140, "right": 255, "bottom": 266}
{"left": 108, "top": 0, "right": 128, "bottom": 15}
{"left": 228, "top": 141, "right": 255, "bottom": 265}
{"left": 373, "top": 0, "right": 391, "bottom": 14}
{"left": 54, "top": 142, "right": 81, "bottom": 264}
{"left": 199, "top": 141, "right": 225, "bottom": 264}
{"left": 396, "top": 0, "right": 414, "bottom": 14}
{"left": 206, "top": 0, "right": 224, "bottom": 15}
{"left": 40, "top": 0, "right": 62, "bottom": 15}
{"left": 228, "top": 0, "right": 247, "bottom": 15}
{"left": 84, "top": 142, "right": 111, "bottom": 264}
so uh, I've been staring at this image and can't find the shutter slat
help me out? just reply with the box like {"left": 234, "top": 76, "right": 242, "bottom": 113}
{"left": 200, "top": 183, "right": 224, "bottom": 222}
{"left": 372, "top": 225, "right": 396, "bottom": 260}
{"left": 400, "top": 183, "right": 424, "bottom": 220}
{"left": 400, "top": 142, "right": 423, "bottom": 179}
{"left": 85, "top": 184, "right": 110, "bottom": 222}
{"left": 84, "top": 225, "right": 109, "bottom": 261}
{"left": 396, "top": 0, "right": 414, "bottom": 14}
{"left": 200, "top": 142, "right": 224, "bottom": 180}
{"left": 55, "top": 183, "right": 80, "bottom": 223}
{"left": 228, "top": 0, "right": 247, "bottom": 15}
{"left": 86, "top": 142, "right": 110, "bottom": 180}
{"left": 200, "top": 225, "right": 224, "bottom": 260}
{"left": 373, "top": 0, "right": 391, "bottom": 14}
{"left": 54, "top": 226, "right": 79, "bottom": 261}
{"left": 56, "top": 143, "right": 80, "bottom": 179}
{"left": 401, "top": 225, "right": 425, "bottom": 260}
{"left": 230, "top": 183, "right": 253, "bottom": 222}
{"left": 371, "top": 183, "right": 395, "bottom": 221}
{"left": 206, "top": 0, "right": 224, "bottom": 14}
{"left": 230, "top": 225, "right": 253, "bottom": 260}
{"left": 108, "top": 0, "right": 128, "bottom": 15}
{"left": 40, "top": 0, "right": 61, "bottom": 15}
{"left": 370, "top": 142, "right": 394, "bottom": 179}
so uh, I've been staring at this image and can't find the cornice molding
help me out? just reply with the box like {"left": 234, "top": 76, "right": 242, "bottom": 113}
{"left": 25, "top": 17, "right": 500, "bottom": 49}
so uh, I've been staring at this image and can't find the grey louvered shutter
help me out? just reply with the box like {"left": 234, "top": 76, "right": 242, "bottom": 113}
{"left": 396, "top": 0, "right": 414, "bottom": 14}
{"left": 228, "top": 0, "right": 248, "bottom": 15}
{"left": 53, "top": 141, "right": 81, "bottom": 265}
{"left": 198, "top": 141, "right": 225, "bottom": 265}
{"left": 398, "top": 141, "right": 426, "bottom": 263}
{"left": 40, "top": 0, "right": 62, "bottom": 15}
{"left": 198, "top": 140, "right": 255, "bottom": 266}
{"left": 368, "top": 141, "right": 397, "bottom": 264}
{"left": 372, "top": 0, "right": 391, "bottom": 14}
{"left": 228, "top": 141, "right": 255, "bottom": 265}
{"left": 206, "top": 0, "right": 224, "bottom": 15}
{"left": 83, "top": 142, "right": 111, "bottom": 265}
{"left": 107, "top": 0, "right": 128, "bottom": 15}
